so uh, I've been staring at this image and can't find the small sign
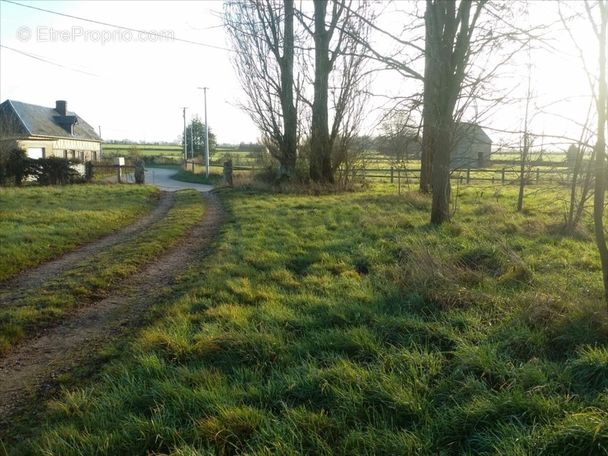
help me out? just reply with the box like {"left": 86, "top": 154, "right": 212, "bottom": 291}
{"left": 114, "top": 157, "right": 125, "bottom": 166}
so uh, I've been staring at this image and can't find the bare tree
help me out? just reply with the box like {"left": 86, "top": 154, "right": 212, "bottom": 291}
{"left": 564, "top": 102, "right": 595, "bottom": 232}
{"left": 588, "top": 0, "right": 608, "bottom": 303}
{"left": 297, "top": 0, "right": 372, "bottom": 184}
{"left": 517, "top": 43, "right": 533, "bottom": 212}
{"left": 423, "top": 0, "right": 487, "bottom": 223}
{"left": 563, "top": 0, "right": 608, "bottom": 302}
{"left": 224, "top": 0, "right": 299, "bottom": 178}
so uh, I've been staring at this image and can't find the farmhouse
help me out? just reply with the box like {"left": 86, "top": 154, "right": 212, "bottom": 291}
{"left": 0, "top": 99, "right": 101, "bottom": 161}
{"left": 450, "top": 122, "right": 492, "bottom": 169}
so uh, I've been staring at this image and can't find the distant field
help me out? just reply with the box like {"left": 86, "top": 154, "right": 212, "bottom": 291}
{"left": 0, "top": 185, "right": 159, "bottom": 282}
{"left": 101, "top": 144, "right": 247, "bottom": 160}
{"left": 102, "top": 144, "right": 182, "bottom": 159}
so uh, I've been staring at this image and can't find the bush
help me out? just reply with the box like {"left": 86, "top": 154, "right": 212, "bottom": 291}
{"left": 32, "top": 157, "right": 81, "bottom": 185}
{"left": 0, "top": 149, "right": 37, "bottom": 185}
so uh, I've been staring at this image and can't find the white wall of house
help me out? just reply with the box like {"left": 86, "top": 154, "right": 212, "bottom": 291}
{"left": 15, "top": 138, "right": 101, "bottom": 161}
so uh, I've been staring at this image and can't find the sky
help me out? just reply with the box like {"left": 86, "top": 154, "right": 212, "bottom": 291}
{"left": 0, "top": 0, "right": 259, "bottom": 144}
{"left": 0, "top": 0, "right": 602, "bottom": 148}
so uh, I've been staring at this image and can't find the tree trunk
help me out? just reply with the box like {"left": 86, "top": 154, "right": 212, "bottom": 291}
{"left": 280, "top": 0, "right": 297, "bottom": 178}
{"left": 310, "top": 1, "right": 334, "bottom": 184}
{"left": 430, "top": 116, "right": 452, "bottom": 224}
{"left": 517, "top": 54, "right": 532, "bottom": 212}
{"left": 420, "top": 3, "right": 435, "bottom": 193}
{"left": 516, "top": 133, "right": 529, "bottom": 212}
{"left": 592, "top": 3, "right": 608, "bottom": 304}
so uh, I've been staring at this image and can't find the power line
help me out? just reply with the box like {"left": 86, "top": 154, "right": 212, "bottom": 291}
{"left": 0, "top": 44, "right": 100, "bottom": 76}
{"left": 2, "top": 0, "right": 233, "bottom": 52}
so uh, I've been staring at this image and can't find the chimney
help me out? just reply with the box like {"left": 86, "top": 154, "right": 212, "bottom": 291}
{"left": 55, "top": 100, "right": 67, "bottom": 116}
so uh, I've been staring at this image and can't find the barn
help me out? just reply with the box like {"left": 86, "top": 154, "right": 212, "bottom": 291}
{"left": 450, "top": 122, "right": 492, "bottom": 169}
{"left": 0, "top": 99, "right": 102, "bottom": 162}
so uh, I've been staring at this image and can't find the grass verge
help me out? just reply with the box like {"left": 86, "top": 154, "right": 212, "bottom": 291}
{"left": 0, "top": 184, "right": 159, "bottom": 282}
{"left": 0, "top": 190, "right": 204, "bottom": 355}
{"left": 4, "top": 184, "right": 608, "bottom": 454}
{"left": 171, "top": 168, "right": 222, "bottom": 186}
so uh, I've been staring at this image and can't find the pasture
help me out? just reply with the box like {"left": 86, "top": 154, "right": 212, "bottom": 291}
{"left": 5, "top": 182, "right": 608, "bottom": 454}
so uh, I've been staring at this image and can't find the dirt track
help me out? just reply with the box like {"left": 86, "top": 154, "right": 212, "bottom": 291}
{"left": 0, "top": 191, "right": 175, "bottom": 306}
{"left": 0, "top": 192, "right": 224, "bottom": 424}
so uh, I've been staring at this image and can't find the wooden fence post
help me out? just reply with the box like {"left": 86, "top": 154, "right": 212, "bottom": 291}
{"left": 223, "top": 159, "right": 233, "bottom": 187}
{"left": 536, "top": 168, "right": 540, "bottom": 184}
{"left": 501, "top": 168, "right": 505, "bottom": 184}
{"left": 390, "top": 166, "right": 394, "bottom": 183}
{"left": 397, "top": 168, "right": 401, "bottom": 195}
{"left": 466, "top": 168, "right": 470, "bottom": 184}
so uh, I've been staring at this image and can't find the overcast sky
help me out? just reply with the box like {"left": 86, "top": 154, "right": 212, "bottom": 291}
{"left": 0, "top": 0, "right": 259, "bottom": 144}
{"left": 0, "top": 0, "right": 601, "bottom": 148}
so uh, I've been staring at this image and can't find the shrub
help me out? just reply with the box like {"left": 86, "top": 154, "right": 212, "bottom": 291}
{"left": 32, "top": 157, "right": 81, "bottom": 185}
{"left": 3, "top": 148, "right": 35, "bottom": 185}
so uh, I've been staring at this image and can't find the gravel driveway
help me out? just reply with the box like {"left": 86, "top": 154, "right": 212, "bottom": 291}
{"left": 145, "top": 167, "right": 213, "bottom": 192}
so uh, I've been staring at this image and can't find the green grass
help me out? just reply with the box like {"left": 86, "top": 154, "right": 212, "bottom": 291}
{"left": 0, "top": 190, "right": 205, "bottom": 355}
{"left": 171, "top": 168, "right": 223, "bottom": 186}
{"left": 101, "top": 144, "right": 182, "bottom": 158}
{"left": 0, "top": 185, "right": 159, "bottom": 282}
{"left": 4, "top": 184, "right": 608, "bottom": 454}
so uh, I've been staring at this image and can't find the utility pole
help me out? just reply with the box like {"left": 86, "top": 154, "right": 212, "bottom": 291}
{"left": 181, "top": 107, "right": 187, "bottom": 164}
{"left": 190, "top": 117, "right": 194, "bottom": 160}
{"left": 98, "top": 125, "right": 102, "bottom": 160}
{"left": 204, "top": 87, "right": 209, "bottom": 177}
{"left": 197, "top": 86, "right": 210, "bottom": 177}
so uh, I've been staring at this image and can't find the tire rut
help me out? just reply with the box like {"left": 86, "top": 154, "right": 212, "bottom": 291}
{"left": 0, "top": 191, "right": 175, "bottom": 305}
{"left": 0, "top": 192, "right": 225, "bottom": 421}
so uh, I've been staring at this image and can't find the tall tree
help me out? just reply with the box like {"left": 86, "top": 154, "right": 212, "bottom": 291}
{"left": 517, "top": 43, "right": 533, "bottom": 213}
{"left": 422, "top": 0, "right": 486, "bottom": 223}
{"left": 224, "top": 0, "right": 298, "bottom": 178}
{"left": 588, "top": 0, "right": 608, "bottom": 303}
{"left": 184, "top": 117, "right": 216, "bottom": 158}
{"left": 560, "top": 0, "right": 608, "bottom": 302}
{"left": 310, "top": 0, "right": 333, "bottom": 183}
{"left": 299, "top": 0, "right": 371, "bottom": 184}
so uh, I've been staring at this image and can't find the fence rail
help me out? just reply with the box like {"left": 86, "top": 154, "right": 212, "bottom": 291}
{"left": 200, "top": 161, "right": 576, "bottom": 186}
{"left": 358, "top": 166, "right": 574, "bottom": 185}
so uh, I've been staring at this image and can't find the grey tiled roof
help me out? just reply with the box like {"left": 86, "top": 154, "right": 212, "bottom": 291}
{"left": 456, "top": 122, "right": 492, "bottom": 144}
{"left": 0, "top": 99, "right": 101, "bottom": 141}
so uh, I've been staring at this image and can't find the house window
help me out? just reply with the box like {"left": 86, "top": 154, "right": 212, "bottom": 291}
{"left": 92, "top": 151, "right": 97, "bottom": 161}
{"left": 26, "top": 147, "right": 44, "bottom": 159}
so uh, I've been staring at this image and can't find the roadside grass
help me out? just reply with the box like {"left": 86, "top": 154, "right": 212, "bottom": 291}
{"left": 171, "top": 168, "right": 223, "bottom": 186}
{"left": 5, "top": 184, "right": 608, "bottom": 454}
{"left": 0, "top": 185, "right": 159, "bottom": 282}
{"left": 0, "top": 190, "right": 205, "bottom": 355}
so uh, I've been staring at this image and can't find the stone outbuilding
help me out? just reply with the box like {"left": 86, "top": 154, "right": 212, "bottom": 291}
{"left": 450, "top": 122, "right": 492, "bottom": 169}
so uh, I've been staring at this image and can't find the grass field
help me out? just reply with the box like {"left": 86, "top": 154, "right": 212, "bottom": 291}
{"left": 101, "top": 144, "right": 247, "bottom": 161}
{"left": 0, "top": 189, "right": 204, "bottom": 355}
{"left": 0, "top": 185, "right": 159, "bottom": 282}
{"left": 5, "top": 183, "right": 608, "bottom": 454}
{"left": 101, "top": 144, "right": 183, "bottom": 159}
